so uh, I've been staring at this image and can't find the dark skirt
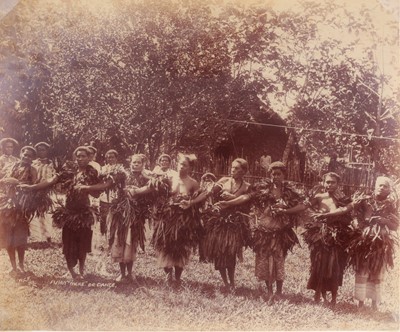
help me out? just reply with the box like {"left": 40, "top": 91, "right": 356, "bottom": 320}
{"left": 202, "top": 210, "right": 251, "bottom": 270}
{"left": 307, "top": 245, "right": 346, "bottom": 292}
{"left": 303, "top": 221, "right": 349, "bottom": 292}
{"left": 62, "top": 226, "right": 92, "bottom": 267}
{"left": 0, "top": 210, "right": 29, "bottom": 249}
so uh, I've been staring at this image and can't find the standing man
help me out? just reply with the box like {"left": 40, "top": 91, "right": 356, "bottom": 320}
{"left": 324, "top": 176, "right": 399, "bottom": 310}
{"left": 21, "top": 146, "right": 112, "bottom": 279}
{"left": 0, "top": 146, "right": 37, "bottom": 276}
{"left": 214, "top": 161, "right": 299, "bottom": 297}
{"left": 30, "top": 142, "right": 56, "bottom": 242}
{"left": 349, "top": 176, "right": 399, "bottom": 310}
{"left": 280, "top": 172, "right": 352, "bottom": 306}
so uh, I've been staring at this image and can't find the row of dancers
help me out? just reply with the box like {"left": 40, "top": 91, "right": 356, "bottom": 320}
{"left": 0, "top": 138, "right": 398, "bottom": 311}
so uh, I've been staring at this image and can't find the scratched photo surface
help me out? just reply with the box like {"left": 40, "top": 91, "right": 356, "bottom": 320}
{"left": 0, "top": 0, "right": 399, "bottom": 330}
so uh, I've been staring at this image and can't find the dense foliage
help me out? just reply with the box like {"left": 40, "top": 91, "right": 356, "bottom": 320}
{"left": 0, "top": 0, "right": 398, "bottom": 173}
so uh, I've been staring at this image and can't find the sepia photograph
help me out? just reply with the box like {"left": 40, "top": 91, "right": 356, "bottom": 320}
{"left": 0, "top": 0, "right": 399, "bottom": 330}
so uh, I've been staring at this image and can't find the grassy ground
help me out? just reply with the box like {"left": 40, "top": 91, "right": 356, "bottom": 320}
{"left": 0, "top": 227, "right": 399, "bottom": 331}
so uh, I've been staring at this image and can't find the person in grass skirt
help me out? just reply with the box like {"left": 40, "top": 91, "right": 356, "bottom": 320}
{"left": 152, "top": 153, "right": 202, "bottom": 286}
{"left": 23, "top": 146, "right": 112, "bottom": 279}
{"left": 280, "top": 172, "right": 352, "bottom": 306}
{"left": 320, "top": 176, "right": 399, "bottom": 310}
{"left": 349, "top": 176, "right": 399, "bottom": 310}
{"left": 214, "top": 161, "right": 301, "bottom": 297}
{"left": 58, "top": 146, "right": 114, "bottom": 279}
{"left": 54, "top": 146, "right": 114, "bottom": 279}
{"left": 247, "top": 161, "right": 301, "bottom": 299}
{"left": 197, "top": 158, "right": 251, "bottom": 290}
{"left": 107, "top": 153, "right": 153, "bottom": 283}
{"left": 0, "top": 146, "right": 38, "bottom": 276}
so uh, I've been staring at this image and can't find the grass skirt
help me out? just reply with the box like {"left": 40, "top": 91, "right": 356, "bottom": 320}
{"left": 0, "top": 186, "right": 53, "bottom": 220}
{"left": 152, "top": 204, "right": 202, "bottom": 268}
{"left": 303, "top": 219, "right": 350, "bottom": 292}
{"left": 201, "top": 209, "right": 251, "bottom": 270}
{"left": 108, "top": 196, "right": 147, "bottom": 254}
{"left": 52, "top": 206, "right": 97, "bottom": 230}
{"left": 346, "top": 225, "right": 398, "bottom": 275}
{"left": 52, "top": 206, "right": 96, "bottom": 266}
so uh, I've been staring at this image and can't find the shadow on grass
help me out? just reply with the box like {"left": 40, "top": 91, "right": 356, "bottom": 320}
{"left": 7, "top": 271, "right": 399, "bottom": 324}
{"left": 334, "top": 301, "right": 398, "bottom": 323}
{"left": 7, "top": 270, "right": 320, "bottom": 305}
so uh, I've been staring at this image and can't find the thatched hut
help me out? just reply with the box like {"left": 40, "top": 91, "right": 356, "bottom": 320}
{"left": 210, "top": 99, "right": 305, "bottom": 182}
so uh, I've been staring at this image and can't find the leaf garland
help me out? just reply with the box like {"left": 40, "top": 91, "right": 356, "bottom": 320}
{"left": 346, "top": 226, "right": 399, "bottom": 275}
{"left": 15, "top": 190, "right": 53, "bottom": 220}
{"left": 246, "top": 179, "right": 302, "bottom": 258}
{"left": 252, "top": 224, "right": 300, "bottom": 257}
{"left": 0, "top": 179, "right": 53, "bottom": 222}
{"left": 99, "top": 164, "right": 128, "bottom": 200}
{"left": 52, "top": 162, "right": 101, "bottom": 230}
{"left": 303, "top": 217, "right": 351, "bottom": 250}
{"left": 250, "top": 179, "right": 301, "bottom": 224}
{"left": 107, "top": 171, "right": 171, "bottom": 252}
{"left": 108, "top": 195, "right": 147, "bottom": 251}
{"left": 55, "top": 160, "right": 78, "bottom": 191}
{"left": 148, "top": 174, "right": 171, "bottom": 219}
{"left": 57, "top": 163, "right": 101, "bottom": 208}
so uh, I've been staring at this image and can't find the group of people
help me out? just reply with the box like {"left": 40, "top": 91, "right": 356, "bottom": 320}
{"left": 0, "top": 137, "right": 398, "bottom": 311}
